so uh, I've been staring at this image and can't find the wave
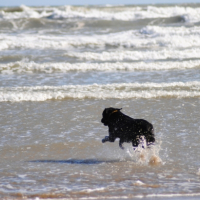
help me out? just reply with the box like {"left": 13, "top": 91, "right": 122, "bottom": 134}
{"left": 1, "top": 81, "right": 200, "bottom": 102}
{"left": 1, "top": 26, "right": 200, "bottom": 50}
{"left": 0, "top": 60, "right": 200, "bottom": 74}
{"left": 1, "top": 5, "right": 200, "bottom": 23}
{"left": 66, "top": 48, "right": 200, "bottom": 61}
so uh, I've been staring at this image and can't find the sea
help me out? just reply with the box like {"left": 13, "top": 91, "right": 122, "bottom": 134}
{"left": 0, "top": 3, "right": 200, "bottom": 200}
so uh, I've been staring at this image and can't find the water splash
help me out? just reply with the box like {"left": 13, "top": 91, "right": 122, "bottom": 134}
{"left": 125, "top": 139, "right": 162, "bottom": 166}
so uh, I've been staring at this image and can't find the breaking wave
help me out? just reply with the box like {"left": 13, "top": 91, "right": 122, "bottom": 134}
{"left": 66, "top": 48, "right": 200, "bottom": 61}
{"left": 1, "top": 81, "right": 200, "bottom": 102}
{"left": 1, "top": 5, "right": 200, "bottom": 23}
{"left": 0, "top": 60, "right": 200, "bottom": 74}
{"left": 1, "top": 26, "right": 200, "bottom": 50}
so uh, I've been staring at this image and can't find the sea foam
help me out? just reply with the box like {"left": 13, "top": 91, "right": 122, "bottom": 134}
{"left": 1, "top": 26, "right": 200, "bottom": 50}
{"left": 66, "top": 48, "right": 200, "bottom": 61}
{"left": 0, "top": 60, "right": 199, "bottom": 74}
{"left": 0, "top": 81, "right": 200, "bottom": 102}
{"left": 1, "top": 5, "right": 200, "bottom": 23}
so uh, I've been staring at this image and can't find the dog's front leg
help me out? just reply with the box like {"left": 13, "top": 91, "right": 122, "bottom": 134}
{"left": 102, "top": 136, "right": 116, "bottom": 143}
{"left": 102, "top": 136, "right": 110, "bottom": 143}
{"left": 119, "top": 139, "right": 124, "bottom": 150}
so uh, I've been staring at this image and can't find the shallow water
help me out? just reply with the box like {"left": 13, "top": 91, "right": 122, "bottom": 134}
{"left": 0, "top": 3, "right": 200, "bottom": 199}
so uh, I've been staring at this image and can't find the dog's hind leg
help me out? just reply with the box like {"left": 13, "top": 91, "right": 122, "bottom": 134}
{"left": 132, "top": 139, "right": 139, "bottom": 149}
{"left": 146, "top": 135, "right": 155, "bottom": 147}
{"left": 132, "top": 136, "right": 148, "bottom": 150}
{"left": 119, "top": 139, "right": 124, "bottom": 150}
{"left": 139, "top": 136, "right": 146, "bottom": 149}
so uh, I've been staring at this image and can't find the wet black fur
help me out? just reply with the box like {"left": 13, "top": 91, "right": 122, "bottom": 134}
{"left": 101, "top": 107, "right": 155, "bottom": 149}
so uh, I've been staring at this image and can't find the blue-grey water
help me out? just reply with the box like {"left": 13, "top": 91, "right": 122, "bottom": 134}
{"left": 0, "top": 4, "right": 200, "bottom": 199}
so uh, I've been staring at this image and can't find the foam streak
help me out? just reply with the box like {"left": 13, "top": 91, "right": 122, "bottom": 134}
{"left": 0, "top": 81, "right": 200, "bottom": 102}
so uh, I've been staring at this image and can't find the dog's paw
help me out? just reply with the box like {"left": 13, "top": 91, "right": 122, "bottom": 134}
{"left": 133, "top": 146, "right": 137, "bottom": 151}
{"left": 147, "top": 142, "right": 155, "bottom": 148}
{"left": 102, "top": 136, "right": 109, "bottom": 143}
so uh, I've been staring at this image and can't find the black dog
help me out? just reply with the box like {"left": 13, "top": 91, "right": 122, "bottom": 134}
{"left": 101, "top": 107, "right": 155, "bottom": 149}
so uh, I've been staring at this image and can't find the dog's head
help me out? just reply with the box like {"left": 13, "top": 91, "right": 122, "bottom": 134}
{"left": 101, "top": 107, "right": 122, "bottom": 126}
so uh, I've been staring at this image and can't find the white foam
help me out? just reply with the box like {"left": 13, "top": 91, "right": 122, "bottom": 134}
{"left": 141, "top": 25, "right": 200, "bottom": 36}
{"left": 146, "top": 193, "right": 200, "bottom": 198}
{"left": 1, "top": 26, "right": 200, "bottom": 50}
{"left": 67, "top": 48, "right": 200, "bottom": 61}
{"left": 1, "top": 60, "right": 199, "bottom": 74}
{"left": 79, "top": 193, "right": 200, "bottom": 199}
{"left": 0, "top": 34, "right": 72, "bottom": 51}
{"left": 145, "top": 5, "right": 200, "bottom": 23}
{"left": 139, "top": 26, "right": 200, "bottom": 48}
{"left": 0, "top": 5, "right": 49, "bottom": 19}
{"left": 1, "top": 5, "right": 200, "bottom": 23}
{"left": 79, "top": 187, "right": 106, "bottom": 194}
{"left": 134, "top": 180, "right": 145, "bottom": 186}
{"left": 0, "top": 81, "right": 200, "bottom": 102}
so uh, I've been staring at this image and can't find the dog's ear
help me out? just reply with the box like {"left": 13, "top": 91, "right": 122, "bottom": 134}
{"left": 111, "top": 108, "right": 122, "bottom": 114}
{"left": 111, "top": 109, "right": 118, "bottom": 114}
{"left": 104, "top": 107, "right": 122, "bottom": 115}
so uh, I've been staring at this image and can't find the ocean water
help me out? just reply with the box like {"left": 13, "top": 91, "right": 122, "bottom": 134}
{"left": 0, "top": 4, "right": 200, "bottom": 199}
